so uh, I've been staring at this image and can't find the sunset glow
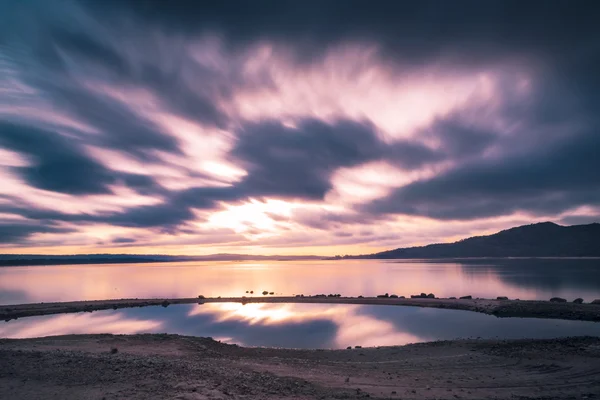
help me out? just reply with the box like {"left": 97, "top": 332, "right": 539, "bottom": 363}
{"left": 0, "top": 0, "right": 598, "bottom": 256}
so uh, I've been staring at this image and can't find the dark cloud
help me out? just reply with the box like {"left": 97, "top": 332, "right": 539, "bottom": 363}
{"left": 118, "top": 173, "right": 167, "bottom": 196}
{"left": 48, "top": 86, "right": 182, "bottom": 160}
{"left": 0, "top": 121, "right": 167, "bottom": 196}
{"left": 333, "top": 232, "right": 353, "bottom": 238}
{"left": 2, "top": 8, "right": 190, "bottom": 160}
{"left": 44, "top": 25, "right": 230, "bottom": 129}
{"left": 2, "top": 185, "right": 241, "bottom": 231}
{"left": 424, "top": 118, "right": 499, "bottom": 159}
{"left": 364, "top": 128, "right": 600, "bottom": 220}
{"left": 0, "top": 222, "right": 74, "bottom": 245}
{"left": 87, "top": 0, "right": 600, "bottom": 67}
{"left": 0, "top": 122, "right": 116, "bottom": 195}
{"left": 291, "top": 209, "right": 386, "bottom": 231}
{"left": 232, "top": 118, "right": 440, "bottom": 200}
{"left": 111, "top": 237, "right": 136, "bottom": 244}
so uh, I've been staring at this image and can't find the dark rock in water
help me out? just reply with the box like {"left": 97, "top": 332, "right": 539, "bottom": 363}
{"left": 269, "top": 292, "right": 274, "bottom": 295}
{"left": 355, "top": 346, "right": 362, "bottom": 349}
{"left": 390, "top": 294, "right": 398, "bottom": 298}
{"left": 573, "top": 298, "right": 584, "bottom": 304}
{"left": 262, "top": 291, "right": 269, "bottom": 295}
{"left": 550, "top": 297, "right": 567, "bottom": 302}
{"left": 420, "top": 292, "right": 427, "bottom": 297}
{"left": 591, "top": 299, "right": 600, "bottom": 304}
{"left": 460, "top": 295, "right": 472, "bottom": 299}
{"left": 346, "top": 346, "right": 352, "bottom": 350}
{"left": 497, "top": 296, "right": 509, "bottom": 300}
{"left": 358, "top": 295, "right": 364, "bottom": 298}
{"left": 399, "top": 296, "right": 405, "bottom": 299}
{"left": 427, "top": 293, "right": 435, "bottom": 298}
{"left": 161, "top": 300, "right": 170, "bottom": 308}
{"left": 449, "top": 297, "right": 457, "bottom": 299}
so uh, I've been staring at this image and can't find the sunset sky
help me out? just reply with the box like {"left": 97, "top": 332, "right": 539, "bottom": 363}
{"left": 0, "top": 0, "right": 599, "bottom": 256}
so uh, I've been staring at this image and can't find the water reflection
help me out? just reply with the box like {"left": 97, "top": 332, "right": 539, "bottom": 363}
{"left": 0, "top": 259, "right": 599, "bottom": 306}
{"left": 2, "top": 303, "right": 599, "bottom": 349}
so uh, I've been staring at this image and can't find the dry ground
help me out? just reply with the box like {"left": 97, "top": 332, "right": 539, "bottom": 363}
{"left": 1, "top": 334, "right": 600, "bottom": 400}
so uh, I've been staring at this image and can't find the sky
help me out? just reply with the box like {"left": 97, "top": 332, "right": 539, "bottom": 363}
{"left": 0, "top": 0, "right": 599, "bottom": 256}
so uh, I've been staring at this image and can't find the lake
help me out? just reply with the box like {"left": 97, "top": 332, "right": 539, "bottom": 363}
{"left": 1, "top": 258, "right": 599, "bottom": 305}
{"left": 2, "top": 258, "right": 599, "bottom": 348}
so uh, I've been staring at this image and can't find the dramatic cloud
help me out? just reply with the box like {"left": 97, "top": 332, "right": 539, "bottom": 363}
{"left": 0, "top": 0, "right": 599, "bottom": 254}
{"left": 364, "top": 129, "right": 600, "bottom": 220}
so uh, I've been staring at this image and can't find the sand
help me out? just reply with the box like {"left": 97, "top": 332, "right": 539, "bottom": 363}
{"left": 3, "top": 296, "right": 600, "bottom": 322}
{"left": 1, "top": 334, "right": 600, "bottom": 399}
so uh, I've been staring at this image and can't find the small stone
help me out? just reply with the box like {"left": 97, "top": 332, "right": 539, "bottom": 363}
{"left": 550, "top": 297, "right": 567, "bottom": 303}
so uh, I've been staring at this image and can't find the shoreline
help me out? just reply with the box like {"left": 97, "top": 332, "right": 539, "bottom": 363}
{"left": 2, "top": 256, "right": 600, "bottom": 268}
{"left": 3, "top": 296, "right": 600, "bottom": 322}
{"left": 1, "top": 334, "right": 600, "bottom": 399}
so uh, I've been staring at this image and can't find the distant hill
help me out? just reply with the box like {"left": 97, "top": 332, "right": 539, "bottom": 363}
{"left": 3, "top": 222, "right": 599, "bottom": 266}
{"left": 340, "top": 222, "right": 600, "bottom": 259}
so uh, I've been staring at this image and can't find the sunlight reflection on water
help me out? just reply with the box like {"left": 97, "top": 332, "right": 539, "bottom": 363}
{"left": 1, "top": 258, "right": 599, "bottom": 306}
{"left": 2, "top": 303, "right": 600, "bottom": 349}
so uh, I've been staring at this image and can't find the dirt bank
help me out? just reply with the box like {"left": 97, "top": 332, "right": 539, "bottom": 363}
{"left": 1, "top": 334, "right": 600, "bottom": 399}
{"left": 2, "top": 296, "right": 600, "bottom": 322}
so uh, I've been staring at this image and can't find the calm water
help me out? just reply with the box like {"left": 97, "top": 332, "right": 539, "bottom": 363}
{"left": 2, "top": 303, "right": 600, "bottom": 348}
{"left": 1, "top": 258, "right": 599, "bottom": 305}
{"left": 2, "top": 259, "right": 599, "bottom": 347}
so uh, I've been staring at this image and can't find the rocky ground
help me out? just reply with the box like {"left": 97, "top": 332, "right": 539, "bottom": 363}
{"left": 1, "top": 334, "right": 600, "bottom": 399}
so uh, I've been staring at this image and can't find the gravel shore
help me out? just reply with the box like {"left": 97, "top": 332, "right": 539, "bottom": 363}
{"left": 3, "top": 296, "right": 600, "bottom": 322}
{"left": 1, "top": 334, "right": 600, "bottom": 399}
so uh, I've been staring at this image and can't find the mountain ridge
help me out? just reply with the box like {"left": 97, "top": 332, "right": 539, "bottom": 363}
{"left": 336, "top": 222, "right": 600, "bottom": 259}
{"left": 2, "top": 222, "right": 599, "bottom": 266}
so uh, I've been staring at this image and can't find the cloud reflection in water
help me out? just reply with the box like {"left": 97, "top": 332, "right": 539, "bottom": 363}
{"left": 2, "top": 303, "right": 600, "bottom": 349}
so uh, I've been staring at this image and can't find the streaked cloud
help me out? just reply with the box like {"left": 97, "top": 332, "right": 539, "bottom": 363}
{"left": 0, "top": 0, "right": 598, "bottom": 254}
